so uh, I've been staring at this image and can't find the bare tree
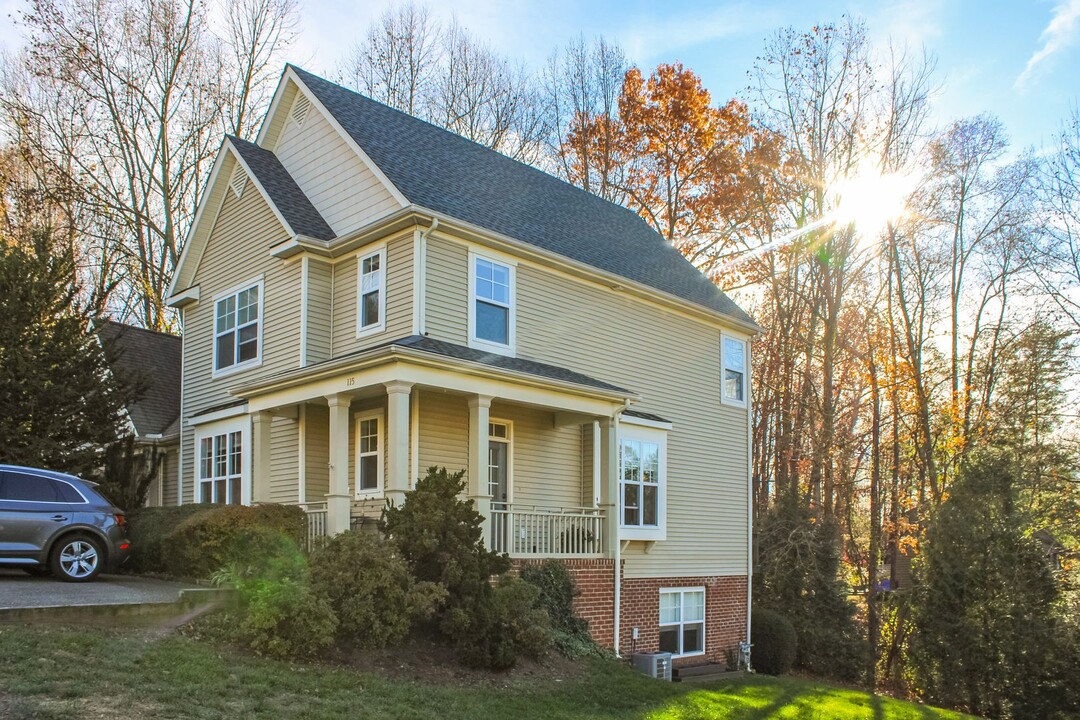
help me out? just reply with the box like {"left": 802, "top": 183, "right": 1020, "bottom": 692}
{"left": 1, "top": 0, "right": 297, "bottom": 329}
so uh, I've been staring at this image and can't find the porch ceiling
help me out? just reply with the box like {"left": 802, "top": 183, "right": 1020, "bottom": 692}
{"left": 232, "top": 335, "right": 639, "bottom": 416}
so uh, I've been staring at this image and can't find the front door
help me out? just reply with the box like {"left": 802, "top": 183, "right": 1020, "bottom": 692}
{"left": 488, "top": 421, "right": 511, "bottom": 552}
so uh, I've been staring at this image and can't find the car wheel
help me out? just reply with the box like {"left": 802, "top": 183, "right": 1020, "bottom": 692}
{"left": 22, "top": 566, "right": 52, "bottom": 577}
{"left": 50, "top": 535, "right": 104, "bottom": 582}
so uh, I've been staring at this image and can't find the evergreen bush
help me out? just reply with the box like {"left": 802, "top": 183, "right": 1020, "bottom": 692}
{"left": 750, "top": 608, "right": 797, "bottom": 675}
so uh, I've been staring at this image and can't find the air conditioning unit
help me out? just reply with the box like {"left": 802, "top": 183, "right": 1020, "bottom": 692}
{"left": 632, "top": 652, "right": 673, "bottom": 681}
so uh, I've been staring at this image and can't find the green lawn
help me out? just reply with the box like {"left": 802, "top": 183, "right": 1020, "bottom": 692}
{"left": 0, "top": 625, "right": 973, "bottom": 720}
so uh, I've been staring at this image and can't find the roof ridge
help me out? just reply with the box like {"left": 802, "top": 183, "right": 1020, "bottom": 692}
{"left": 288, "top": 65, "right": 654, "bottom": 229}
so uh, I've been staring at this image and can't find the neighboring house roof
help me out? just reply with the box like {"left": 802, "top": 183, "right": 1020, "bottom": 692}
{"left": 97, "top": 321, "right": 182, "bottom": 438}
{"left": 227, "top": 135, "right": 335, "bottom": 241}
{"left": 287, "top": 66, "right": 754, "bottom": 325}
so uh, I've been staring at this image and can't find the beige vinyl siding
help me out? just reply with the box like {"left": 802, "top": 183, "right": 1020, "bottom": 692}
{"left": 303, "top": 259, "right": 333, "bottom": 364}
{"left": 274, "top": 104, "right": 399, "bottom": 236}
{"left": 303, "top": 404, "right": 330, "bottom": 504}
{"left": 179, "top": 184, "right": 301, "bottom": 503}
{"left": 489, "top": 401, "right": 583, "bottom": 509}
{"left": 332, "top": 234, "right": 414, "bottom": 357}
{"left": 269, "top": 417, "right": 300, "bottom": 503}
{"left": 424, "top": 236, "right": 468, "bottom": 344}
{"left": 260, "top": 81, "right": 298, "bottom": 152}
{"left": 422, "top": 235, "right": 750, "bottom": 579}
{"left": 417, "top": 390, "right": 469, "bottom": 476}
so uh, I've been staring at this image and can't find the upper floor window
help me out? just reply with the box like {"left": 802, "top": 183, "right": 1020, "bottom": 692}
{"left": 619, "top": 422, "right": 667, "bottom": 541}
{"left": 722, "top": 335, "right": 747, "bottom": 405}
{"left": 357, "top": 248, "right": 386, "bottom": 336}
{"left": 215, "top": 281, "right": 262, "bottom": 373}
{"left": 469, "top": 253, "right": 515, "bottom": 354}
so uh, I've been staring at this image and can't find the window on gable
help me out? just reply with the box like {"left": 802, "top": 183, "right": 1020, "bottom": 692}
{"left": 215, "top": 282, "right": 261, "bottom": 373}
{"left": 722, "top": 336, "right": 747, "bottom": 404}
{"left": 659, "top": 588, "right": 705, "bottom": 657}
{"left": 357, "top": 248, "right": 385, "bottom": 335}
{"left": 198, "top": 430, "right": 243, "bottom": 505}
{"left": 618, "top": 423, "right": 666, "bottom": 540}
{"left": 470, "top": 255, "right": 514, "bottom": 352}
{"left": 356, "top": 412, "right": 382, "bottom": 496}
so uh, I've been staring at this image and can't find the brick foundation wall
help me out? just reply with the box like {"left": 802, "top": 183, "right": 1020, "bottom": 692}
{"left": 619, "top": 575, "right": 747, "bottom": 667}
{"left": 511, "top": 559, "right": 747, "bottom": 666}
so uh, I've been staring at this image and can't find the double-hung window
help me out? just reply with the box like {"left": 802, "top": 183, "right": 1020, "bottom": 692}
{"left": 357, "top": 248, "right": 385, "bottom": 336}
{"left": 215, "top": 281, "right": 262, "bottom": 373}
{"left": 619, "top": 422, "right": 667, "bottom": 541}
{"left": 355, "top": 411, "right": 382, "bottom": 496}
{"left": 197, "top": 426, "right": 245, "bottom": 505}
{"left": 722, "top": 335, "right": 747, "bottom": 405}
{"left": 659, "top": 587, "right": 706, "bottom": 657}
{"left": 469, "top": 253, "right": 515, "bottom": 353}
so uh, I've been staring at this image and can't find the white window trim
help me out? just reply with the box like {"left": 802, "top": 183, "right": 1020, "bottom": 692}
{"left": 194, "top": 416, "right": 251, "bottom": 506}
{"left": 619, "top": 423, "right": 667, "bottom": 542}
{"left": 354, "top": 410, "right": 384, "bottom": 499}
{"left": 659, "top": 586, "right": 706, "bottom": 658}
{"left": 721, "top": 334, "right": 748, "bottom": 408}
{"left": 356, "top": 245, "right": 387, "bottom": 338}
{"left": 488, "top": 418, "right": 513, "bottom": 505}
{"left": 468, "top": 250, "right": 516, "bottom": 356}
{"left": 212, "top": 277, "right": 265, "bottom": 378}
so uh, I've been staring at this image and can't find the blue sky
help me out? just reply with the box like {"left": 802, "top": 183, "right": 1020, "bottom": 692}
{"left": 2, "top": 0, "right": 1078, "bottom": 151}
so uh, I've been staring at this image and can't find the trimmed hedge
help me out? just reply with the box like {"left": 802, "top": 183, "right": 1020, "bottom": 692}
{"left": 751, "top": 608, "right": 798, "bottom": 676}
{"left": 127, "top": 504, "right": 217, "bottom": 574}
{"left": 127, "top": 503, "right": 306, "bottom": 579}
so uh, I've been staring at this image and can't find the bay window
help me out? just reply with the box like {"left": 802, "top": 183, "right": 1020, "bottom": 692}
{"left": 619, "top": 421, "right": 667, "bottom": 541}
{"left": 196, "top": 418, "right": 248, "bottom": 505}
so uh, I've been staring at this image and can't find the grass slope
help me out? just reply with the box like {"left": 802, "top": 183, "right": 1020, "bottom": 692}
{"left": 0, "top": 625, "right": 973, "bottom": 720}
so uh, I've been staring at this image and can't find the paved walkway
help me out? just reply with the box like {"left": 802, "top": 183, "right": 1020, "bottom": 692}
{"left": 0, "top": 569, "right": 200, "bottom": 609}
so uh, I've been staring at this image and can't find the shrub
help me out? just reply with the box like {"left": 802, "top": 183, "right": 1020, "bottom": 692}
{"left": 126, "top": 504, "right": 216, "bottom": 574}
{"left": 213, "top": 528, "right": 337, "bottom": 659}
{"left": 519, "top": 560, "right": 587, "bottom": 635}
{"left": 449, "top": 576, "right": 551, "bottom": 670}
{"left": 166, "top": 503, "right": 307, "bottom": 579}
{"left": 751, "top": 608, "right": 797, "bottom": 675}
{"left": 383, "top": 466, "right": 552, "bottom": 669}
{"left": 310, "top": 530, "right": 447, "bottom": 649}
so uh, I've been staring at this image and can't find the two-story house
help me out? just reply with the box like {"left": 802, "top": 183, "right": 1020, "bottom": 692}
{"left": 165, "top": 65, "right": 757, "bottom": 666}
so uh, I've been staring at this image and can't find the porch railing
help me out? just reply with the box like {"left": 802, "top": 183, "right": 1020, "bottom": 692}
{"left": 489, "top": 504, "right": 604, "bottom": 557}
{"left": 300, "top": 502, "right": 328, "bottom": 549}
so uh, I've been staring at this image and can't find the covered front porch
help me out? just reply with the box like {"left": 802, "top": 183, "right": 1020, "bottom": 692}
{"left": 233, "top": 337, "right": 634, "bottom": 559}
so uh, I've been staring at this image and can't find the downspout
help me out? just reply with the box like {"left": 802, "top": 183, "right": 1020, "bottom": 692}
{"left": 613, "top": 399, "right": 629, "bottom": 657}
{"left": 417, "top": 218, "right": 439, "bottom": 336}
{"left": 745, "top": 341, "right": 754, "bottom": 662}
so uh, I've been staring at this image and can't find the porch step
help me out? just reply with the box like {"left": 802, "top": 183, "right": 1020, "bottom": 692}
{"left": 673, "top": 663, "right": 742, "bottom": 683}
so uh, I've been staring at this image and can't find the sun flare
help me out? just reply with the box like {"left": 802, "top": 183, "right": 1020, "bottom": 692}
{"left": 830, "top": 166, "right": 920, "bottom": 241}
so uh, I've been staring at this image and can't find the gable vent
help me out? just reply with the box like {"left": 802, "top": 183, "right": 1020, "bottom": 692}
{"left": 290, "top": 94, "right": 312, "bottom": 128}
{"left": 229, "top": 165, "right": 247, "bottom": 199}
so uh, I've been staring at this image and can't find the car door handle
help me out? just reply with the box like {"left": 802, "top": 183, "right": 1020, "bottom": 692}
{"left": 50, "top": 515, "right": 68, "bottom": 522}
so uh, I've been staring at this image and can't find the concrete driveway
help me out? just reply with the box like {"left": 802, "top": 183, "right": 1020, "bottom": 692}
{"left": 0, "top": 568, "right": 201, "bottom": 609}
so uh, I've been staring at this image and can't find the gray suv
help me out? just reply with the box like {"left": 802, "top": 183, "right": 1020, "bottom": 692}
{"left": 0, "top": 465, "right": 130, "bottom": 582}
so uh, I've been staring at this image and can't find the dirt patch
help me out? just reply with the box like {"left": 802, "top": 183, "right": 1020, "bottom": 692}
{"left": 326, "top": 634, "right": 586, "bottom": 688}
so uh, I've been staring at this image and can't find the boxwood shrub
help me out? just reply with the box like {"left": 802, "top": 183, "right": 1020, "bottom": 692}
{"left": 751, "top": 607, "right": 798, "bottom": 675}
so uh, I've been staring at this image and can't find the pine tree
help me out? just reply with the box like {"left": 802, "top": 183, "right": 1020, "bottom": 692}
{"left": 0, "top": 230, "right": 134, "bottom": 478}
{"left": 910, "top": 451, "right": 1076, "bottom": 718}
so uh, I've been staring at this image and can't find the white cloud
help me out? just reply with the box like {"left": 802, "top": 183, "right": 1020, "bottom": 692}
{"left": 1016, "top": 0, "right": 1080, "bottom": 88}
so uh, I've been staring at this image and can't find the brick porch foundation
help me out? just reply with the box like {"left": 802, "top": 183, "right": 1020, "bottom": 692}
{"left": 511, "top": 559, "right": 748, "bottom": 667}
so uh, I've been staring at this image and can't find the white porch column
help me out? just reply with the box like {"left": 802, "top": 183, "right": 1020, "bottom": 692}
{"left": 251, "top": 411, "right": 273, "bottom": 504}
{"left": 326, "top": 393, "right": 352, "bottom": 535}
{"left": 384, "top": 381, "right": 413, "bottom": 506}
{"left": 468, "top": 394, "right": 493, "bottom": 546}
{"left": 598, "top": 416, "right": 619, "bottom": 557}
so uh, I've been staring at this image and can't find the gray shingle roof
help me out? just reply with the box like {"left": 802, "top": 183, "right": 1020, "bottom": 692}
{"left": 288, "top": 66, "right": 754, "bottom": 324}
{"left": 393, "top": 335, "right": 630, "bottom": 394}
{"left": 98, "top": 321, "right": 181, "bottom": 437}
{"left": 227, "top": 135, "right": 335, "bottom": 241}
